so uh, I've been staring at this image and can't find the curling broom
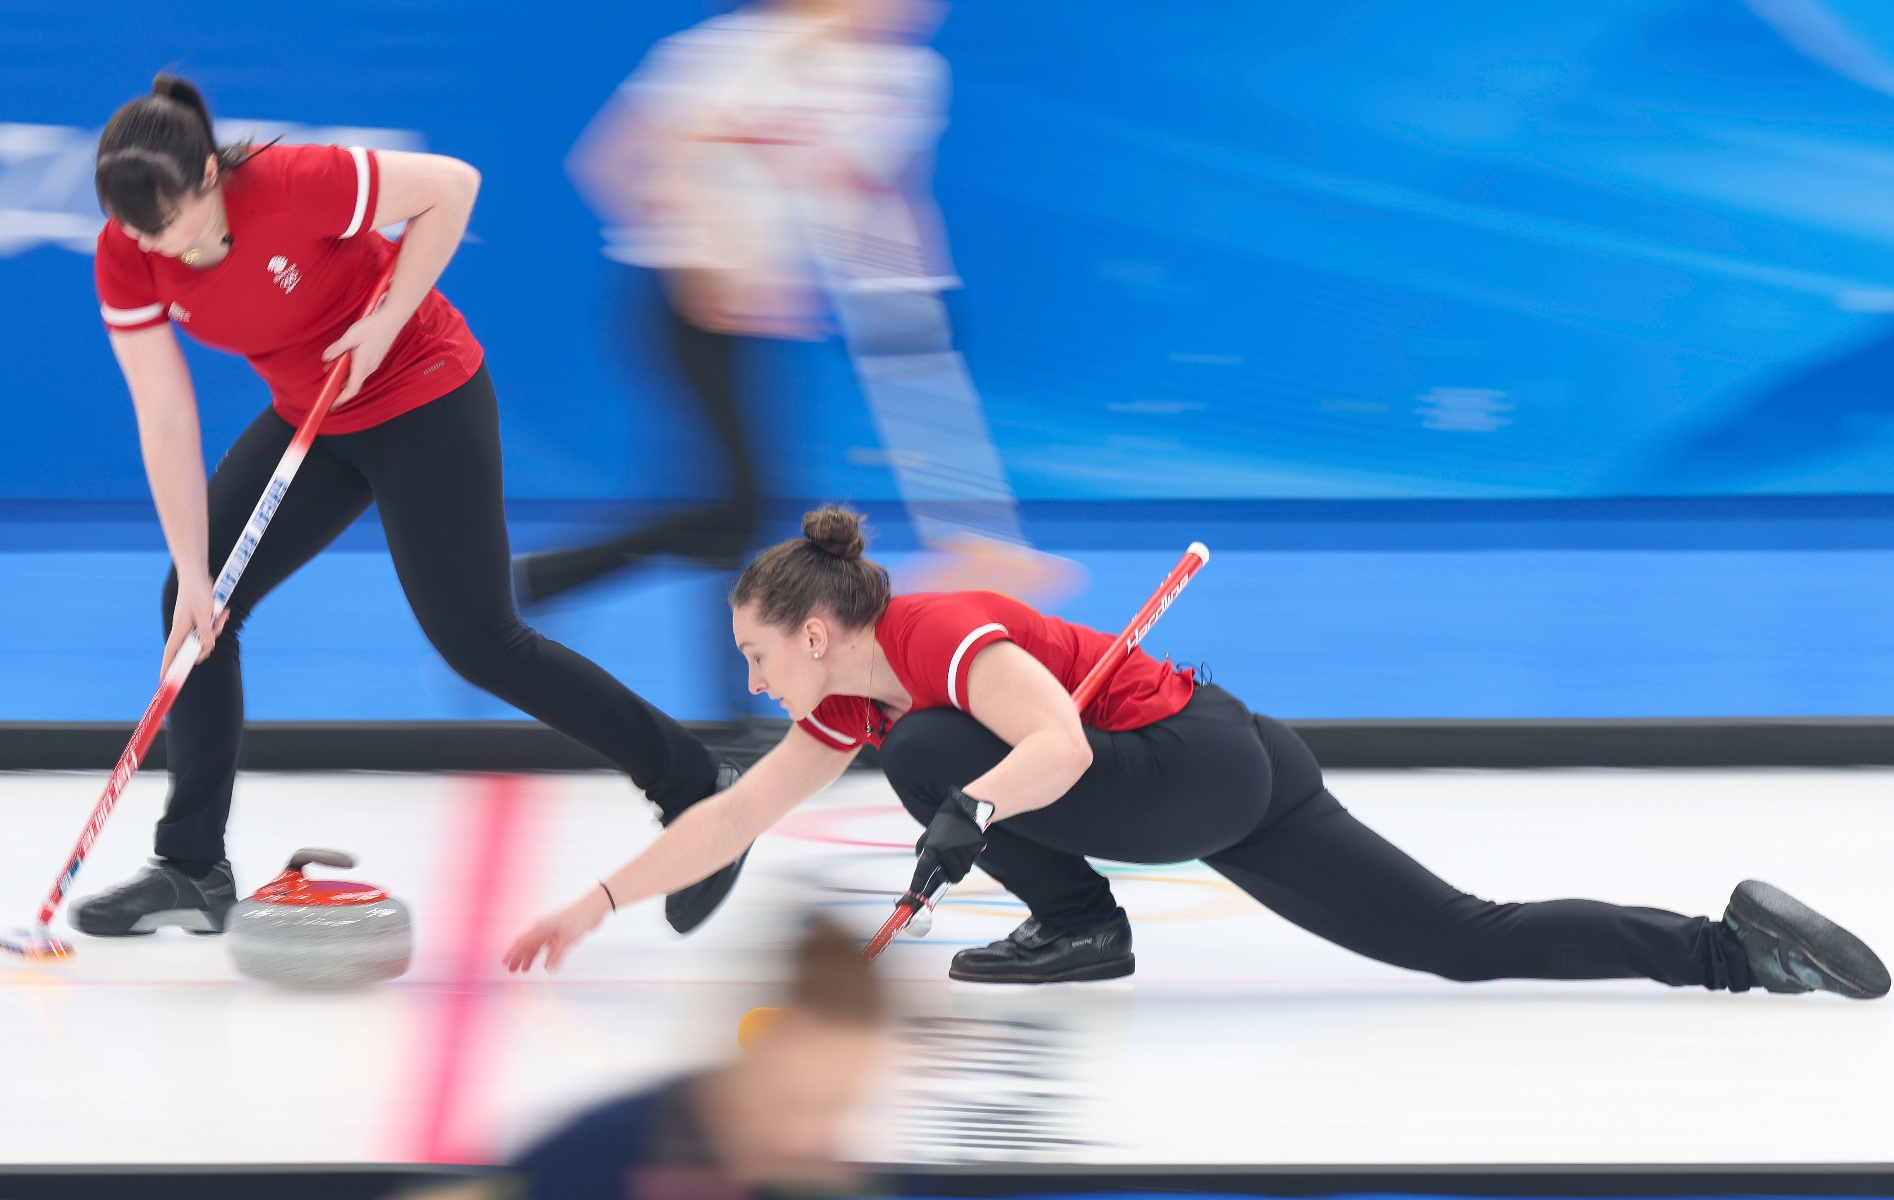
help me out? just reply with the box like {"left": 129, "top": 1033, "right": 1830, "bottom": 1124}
{"left": 1, "top": 263, "right": 399, "bottom": 962}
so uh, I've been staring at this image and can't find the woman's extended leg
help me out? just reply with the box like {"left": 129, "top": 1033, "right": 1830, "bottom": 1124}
{"left": 1205, "top": 716, "right": 1752, "bottom": 990}
{"left": 515, "top": 284, "right": 759, "bottom": 603}
{"left": 334, "top": 365, "right": 721, "bottom": 819}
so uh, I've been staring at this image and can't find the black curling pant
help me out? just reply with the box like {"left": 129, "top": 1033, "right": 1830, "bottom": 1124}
{"left": 880, "top": 684, "right": 1751, "bottom": 991}
{"left": 157, "top": 364, "right": 720, "bottom": 863}
{"left": 518, "top": 283, "right": 761, "bottom": 602}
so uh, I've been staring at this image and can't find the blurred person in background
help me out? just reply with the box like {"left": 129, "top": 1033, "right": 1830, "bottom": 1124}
{"left": 513, "top": 0, "right": 1079, "bottom": 620}
{"left": 411, "top": 917, "right": 888, "bottom": 1200}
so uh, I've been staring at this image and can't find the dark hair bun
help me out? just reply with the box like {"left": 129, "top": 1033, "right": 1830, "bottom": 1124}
{"left": 150, "top": 74, "right": 216, "bottom": 140}
{"left": 802, "top": 506, "right": 866, "bottom": 559}
{"left": 734, "top": 506, "right": 890, "bottom": 630}
{"left": 152, "top": 74, "right": 200, "bottom": 104}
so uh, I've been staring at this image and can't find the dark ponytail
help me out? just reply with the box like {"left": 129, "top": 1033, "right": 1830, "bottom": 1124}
{"left": 731, "top": 506, "right": 892, "bottom": 632}
{"left": 95, "top": 73, "right": 266, "bottom": 233}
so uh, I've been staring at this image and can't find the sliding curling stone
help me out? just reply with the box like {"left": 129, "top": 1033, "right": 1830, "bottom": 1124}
{"left": 228, "top": 848, "right": 412, "bottom": 989}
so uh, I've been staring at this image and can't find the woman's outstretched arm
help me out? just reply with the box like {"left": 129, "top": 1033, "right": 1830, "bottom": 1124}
{"left": 504, "top": 725, "right": 857, "bottom": 972}
{"left": 110, "top": 324, "right": 225, "bottom": 675}
{"left": 900, "top": 642, "right": 1093, "bottom": 893}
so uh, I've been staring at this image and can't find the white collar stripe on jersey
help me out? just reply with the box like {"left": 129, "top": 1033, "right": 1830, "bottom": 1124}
{"left": 101, "top": 301, "right": 164, "bottom": 325}
{"left": 804, "top": 710, "right": 857, "bottom": 747}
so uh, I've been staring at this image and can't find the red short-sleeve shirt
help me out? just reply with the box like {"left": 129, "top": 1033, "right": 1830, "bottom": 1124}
{"left": 797, "top": 591, "right": 1198, "bottom": 753}
{"left": 94, "top": 143, "right": 483, "bottom": 434}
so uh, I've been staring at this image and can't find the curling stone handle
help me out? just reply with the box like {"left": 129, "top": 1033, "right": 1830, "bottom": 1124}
{"left": 288, "top": 848, "right": 356, "bottom": 873}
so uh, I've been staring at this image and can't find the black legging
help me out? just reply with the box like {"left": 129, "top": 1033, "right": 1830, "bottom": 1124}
{"left": 516, "top": 277, "right": 761, "bottom": 603}
{"left": 157, "top": 363, "right": 719, "bottom": 863}
{"left": 882, "top": 684, "right": 1752, "bottom": 991}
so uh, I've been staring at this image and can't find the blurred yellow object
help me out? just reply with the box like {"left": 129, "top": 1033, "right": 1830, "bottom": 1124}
{"left": 737, "top": 1005, "right": 783, "bottom": 1052}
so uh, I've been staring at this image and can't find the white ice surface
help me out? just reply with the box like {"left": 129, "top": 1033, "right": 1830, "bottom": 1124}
{"left": 0, "top": 767, "right": 1889, "bottom": 1166}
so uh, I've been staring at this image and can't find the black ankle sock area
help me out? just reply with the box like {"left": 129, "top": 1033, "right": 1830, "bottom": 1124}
{"left": 163, "top": 857, "right": 217, "bottom": 880}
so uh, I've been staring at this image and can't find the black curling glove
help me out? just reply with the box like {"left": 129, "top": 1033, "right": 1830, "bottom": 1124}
{"left": 911, "top": 786, "right": 992, "bottom": 891}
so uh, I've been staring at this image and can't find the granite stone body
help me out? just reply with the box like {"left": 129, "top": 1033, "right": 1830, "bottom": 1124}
{"left": 227, "top": 848, "right": 413, "bottom": 989}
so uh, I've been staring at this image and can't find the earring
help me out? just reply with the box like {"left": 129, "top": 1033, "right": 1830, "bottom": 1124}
{"left": 813, "top": 651, "right": 821, "bottom": 659}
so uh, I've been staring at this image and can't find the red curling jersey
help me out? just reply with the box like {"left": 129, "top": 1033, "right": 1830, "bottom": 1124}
{"left": 797, "top": 591, "right": 1198, "bottom": 753}
{"left": 94, "top": 143, "right": 483, "bottom": 435}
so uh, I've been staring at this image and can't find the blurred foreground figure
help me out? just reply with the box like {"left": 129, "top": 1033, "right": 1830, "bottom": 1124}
{"left": 418, "top": 917, "right": 886, "bottom": 1200}
{"left": 515, "top": 0, "right": 1080, "bottom": 610}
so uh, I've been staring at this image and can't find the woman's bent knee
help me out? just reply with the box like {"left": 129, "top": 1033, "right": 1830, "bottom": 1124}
{"left": 879, "top": 708, "right": 996, "bottom": 776}
{"left": 428, "top": 619, "right": 538, "bottom": 690}
{"left": 880, "top": 708, "right": 1008, "bottom": 820}
{"left": 1409, "top": 896, "right": 1515, "bottom": 982}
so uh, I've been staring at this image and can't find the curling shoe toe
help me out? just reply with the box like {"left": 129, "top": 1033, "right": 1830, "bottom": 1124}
{"left": 949, "top": 909, "right": 1134, "bottom": 983}
{"left": 1724, "top": 879, "right": 1889, "bottom": 999}
{"left": 664, "top": 762, "right": 749, "bottom": 935}
{"left": 70, "top": 858, "right": 237, "bottom": 938}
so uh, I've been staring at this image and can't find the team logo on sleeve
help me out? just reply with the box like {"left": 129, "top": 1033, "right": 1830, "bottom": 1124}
{"left": 266, "top": 255, "right": 301, "bottom": 293}
{"left": 166, "top": 302, "right": 190, "bottom": 323}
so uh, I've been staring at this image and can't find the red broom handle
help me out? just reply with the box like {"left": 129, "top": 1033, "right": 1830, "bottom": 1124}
{"left": 30, "top": 264, "right": 399, "bottom": 931}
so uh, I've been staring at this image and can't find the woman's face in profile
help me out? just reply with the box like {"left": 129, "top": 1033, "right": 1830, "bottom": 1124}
{"left": 733, "top": 603, "right": 831, "bottom": 721}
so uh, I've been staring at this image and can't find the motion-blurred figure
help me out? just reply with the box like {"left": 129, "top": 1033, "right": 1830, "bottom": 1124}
{"left": 513, "top": 916, "right": 886, "bottom": 1200}
{"left": 514, "top": 0, "right": 1080, "bottom": 611}
{"left": 407, "top": 917, "right": 887, "bottom": 1200}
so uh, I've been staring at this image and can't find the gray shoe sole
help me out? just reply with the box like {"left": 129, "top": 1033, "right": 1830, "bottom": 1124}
{"left": 1731, "top": 880, "right": 1889, "bottom": 1000}
{"left": 129, "top": 908, "right": 224, "bottom": 935}
{"left": 75, "top": 906, "right": 227, "bottom": 937}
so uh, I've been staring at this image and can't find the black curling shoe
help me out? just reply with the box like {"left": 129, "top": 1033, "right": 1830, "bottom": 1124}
{"left": 664, "top": 761, "right": 748, "bottom": 935}
{"left": 70, "top": 858, "right": 237, "bottom": 937}
{"left": 1723, "top": 879, "right": 1889, "bottom": 999}
{"left": 949, "top": 909, "right": 1135, "bottom": 983}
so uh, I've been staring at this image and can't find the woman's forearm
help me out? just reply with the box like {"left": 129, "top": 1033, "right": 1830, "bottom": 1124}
{"left": 135, "top": 387, "right": 210, "bottom": 583}
{"left": 963, "top": 730, "right": 1093, "bottom": 821}
{"left": 958, "top": 644, "right": 1097, "bottom": 822}
{"left": 588, "top": 731, "right": 854, "bottom": 914}
{"left": 379, "top": 168, "right": 478, "bottom": 330}
{"left": 142, "top": 422, "right": 209, "bottom": 582}
{"left": 599, "top": 793, "right": 758, "bottom": 909}
{"left": 568, "top": 99, "right": 655, "bottom": 232}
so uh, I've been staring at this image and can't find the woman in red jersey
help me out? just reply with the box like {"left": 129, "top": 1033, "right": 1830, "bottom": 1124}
{"left": 506, "top": 511, "right": 1888, "bottom": 998}
{"left": 507, "top": 508, "right": 1889, "bottom": 998}
{"left": 76, "top": 75, "right": 741, "bottom": 939}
